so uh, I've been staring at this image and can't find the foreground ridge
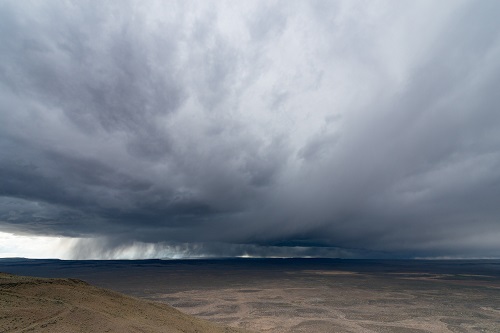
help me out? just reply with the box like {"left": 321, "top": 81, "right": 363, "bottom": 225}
{"left": 0, "top": 272, "right": 252, "bottom": 333}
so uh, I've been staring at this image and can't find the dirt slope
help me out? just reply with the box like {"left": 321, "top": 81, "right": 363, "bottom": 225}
{"left": 0, "top": 272, "right": 252, "bottom": 333}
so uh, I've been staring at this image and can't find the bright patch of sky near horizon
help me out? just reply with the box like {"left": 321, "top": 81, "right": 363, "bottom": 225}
{"left": 0, "top": 232, "right": 72, "bottom": 259}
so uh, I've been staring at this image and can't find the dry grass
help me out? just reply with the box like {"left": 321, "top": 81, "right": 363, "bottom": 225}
{"left": 0, "top": 272, "right": 252, "bottom": 333}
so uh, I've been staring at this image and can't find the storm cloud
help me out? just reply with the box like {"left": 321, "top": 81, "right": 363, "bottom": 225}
{"left": 1, "top": 0, "right": 500, "bottom": 259}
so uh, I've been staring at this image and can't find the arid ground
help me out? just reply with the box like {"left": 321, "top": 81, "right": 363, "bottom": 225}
{"left": 0, "top": 272, "right": 250, "bottom": 333}
{"left": 1, "top": 258, "right": 499, "bottom": 332}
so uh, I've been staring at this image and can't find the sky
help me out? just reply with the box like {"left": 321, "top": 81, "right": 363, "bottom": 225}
{"left": 1, "top": 0, "right": 500, "bottom": 259}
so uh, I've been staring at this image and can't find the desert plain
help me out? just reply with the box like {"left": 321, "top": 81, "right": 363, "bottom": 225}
{"left": 1, "top": 258, "right": 499, "bottom": 332}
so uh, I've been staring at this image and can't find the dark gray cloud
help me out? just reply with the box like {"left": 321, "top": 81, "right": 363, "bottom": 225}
{"left": 1, "top": 0, "right": 500, "bottom": 259}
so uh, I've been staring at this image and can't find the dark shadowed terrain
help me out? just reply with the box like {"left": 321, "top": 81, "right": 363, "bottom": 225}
{"left": 1, "top": 258, "right": 499, "bottom": 332}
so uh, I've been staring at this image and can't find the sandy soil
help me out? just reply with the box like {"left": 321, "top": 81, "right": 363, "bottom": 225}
{"left": 2, "top": 259, "right": 499, "bottom": 333}
{"left": 0, "top": 272, "right": 251, "bottom": 333}
{"left": 148, "top": 270, "right": 500, "bottom": 333}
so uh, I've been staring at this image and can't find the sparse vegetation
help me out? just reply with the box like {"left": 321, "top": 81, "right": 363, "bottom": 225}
{"left": 0, "top": 273, "right": 252, "bottom": 333}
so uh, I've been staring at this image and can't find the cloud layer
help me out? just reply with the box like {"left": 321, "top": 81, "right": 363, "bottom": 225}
{"left": 1, "top": 0, "right": 500, "bottom": 258}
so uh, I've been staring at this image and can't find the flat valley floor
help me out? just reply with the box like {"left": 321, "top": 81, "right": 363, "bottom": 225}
{"left": 1, "top": 258, "right": 499, "bottom": 333}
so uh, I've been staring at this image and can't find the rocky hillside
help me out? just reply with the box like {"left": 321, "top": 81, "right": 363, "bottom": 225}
{"left": 0, "top": 272, "right": 252, "bottom": 333}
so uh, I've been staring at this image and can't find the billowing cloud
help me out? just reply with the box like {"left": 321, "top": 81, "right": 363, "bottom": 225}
{"left": 1, "top": 0, "right": 500, "bottom": 259}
